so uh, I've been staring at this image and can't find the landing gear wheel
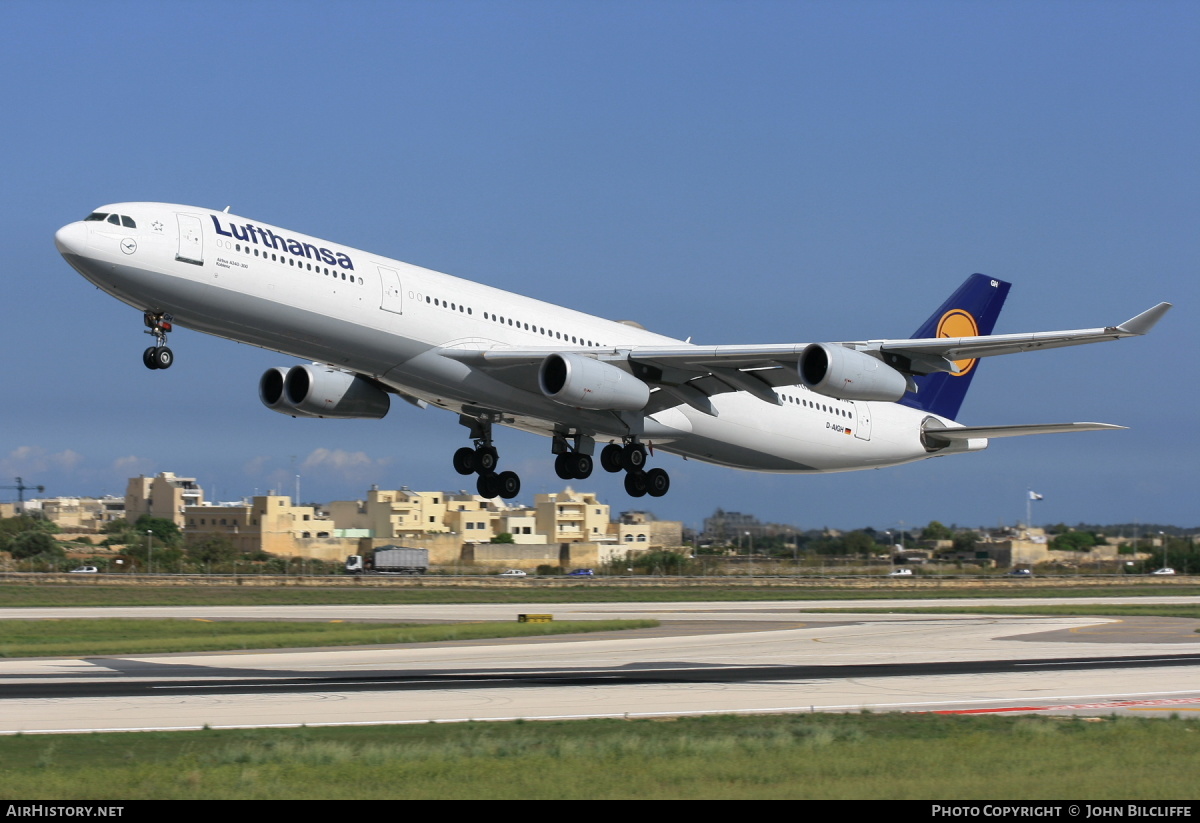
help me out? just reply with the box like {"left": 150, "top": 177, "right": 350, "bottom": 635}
{"left": 476, "top": 471, "right": 501, "bottom": 499}
{"left": 453, "top": 447, "right": 477, "bottom": 475}
{"left": 497, "top": 471, "right": 521, "bottom": 500}
{"left": 645, "top": 468, "right": 670, "bottom": 498}
{"left": 152, "top": 346, "right": 174, "bottom": 370}
{"left": 600, "top": 444, "right": 624, "bottom": 473}
{"left": 143, "top": 347, "right": 160, "bottom": 370}
{"left": 554, "top": 453, "right": 575, "bottom": 480}
{"left": 624, "top": 470, "right": 648, "bottom": 498}
{"left": 476, "top": 447, "right": 498, "bottom": 473}
{"left": 573, "top": 453, "right": 593, "bottom": 480}
{"left": 622, "top": 443, "right": 647, "bottom": 472}
{"left": 555, "top": 452, "right": 594, "bottom": 480}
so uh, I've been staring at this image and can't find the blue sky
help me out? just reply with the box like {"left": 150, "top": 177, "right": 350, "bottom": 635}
{"left": 2, "top": 0, "right": 1196, "bottom": 533}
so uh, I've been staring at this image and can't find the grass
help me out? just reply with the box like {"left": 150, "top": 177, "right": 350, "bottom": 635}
{"left": 2, "top": 713, "right": 1197, "bottom": 799}
{"left": 0, "top": 619, "right": 659, "bottom": 657}
{"left": 2, "top": 582, "right": 1199, "bottom": 608}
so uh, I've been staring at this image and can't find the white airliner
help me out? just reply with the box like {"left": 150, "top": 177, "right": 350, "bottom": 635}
{"left": 55, "top": 203, "right": 1170, "bottom": 500}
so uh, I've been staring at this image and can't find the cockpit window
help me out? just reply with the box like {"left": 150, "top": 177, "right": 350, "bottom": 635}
{"left": 121, "top": 216, "right": 136, "bottom": 228}
{"left": 84, "top": 212, "right": 108, "bottom": 222}
{"left": 107, "top": 214, "right": 121, "bottom": 225}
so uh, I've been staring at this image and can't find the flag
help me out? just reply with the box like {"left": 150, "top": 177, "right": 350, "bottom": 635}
{"left": 1029, "top": 491, "right": 1044, "bottom": 501}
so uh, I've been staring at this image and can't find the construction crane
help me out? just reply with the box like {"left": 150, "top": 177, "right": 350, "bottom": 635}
{"left": 1, "top": 477, "right": 45, "bottom": 515}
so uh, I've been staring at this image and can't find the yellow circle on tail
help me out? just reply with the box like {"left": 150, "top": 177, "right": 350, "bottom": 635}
{"left": 936, "top": 309, "right": 980, "bottom": 376}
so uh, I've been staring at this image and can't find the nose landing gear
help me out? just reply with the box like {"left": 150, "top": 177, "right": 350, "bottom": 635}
{"left": 142, "top": 312, "right": 174, "bottom": 370}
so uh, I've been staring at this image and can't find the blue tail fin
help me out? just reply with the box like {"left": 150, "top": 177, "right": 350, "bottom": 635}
{"left": 897, "top": 273, "right": 1011, "bottom": 421}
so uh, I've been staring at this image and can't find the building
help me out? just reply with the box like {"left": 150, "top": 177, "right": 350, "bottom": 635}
{"left": 23, "top": 496, "right": 125, "bottom": 533}
{"left": 535, "top": 487, "right": 613, "bottom": 543}
{"left": 125, "top": 472, "right": 204, "bottom": 527}
{"left": 364, "top": 487, "right": 450, "bottom": 538}
{"left": 185, "top": 495, "right": 332, "bottom": 555}
{"left": 617, "top": 510, "right": 683, "bottom": 548}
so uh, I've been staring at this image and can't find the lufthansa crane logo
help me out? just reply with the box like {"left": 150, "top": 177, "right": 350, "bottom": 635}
{"left": 936, "top": 309, "right": 979, "bottom": 376}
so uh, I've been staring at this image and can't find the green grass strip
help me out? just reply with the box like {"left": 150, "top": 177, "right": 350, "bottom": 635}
{"left": 0, "top": 619, "right": 658, "bottom": 657}
{"left": 2, "top": 713, "right": 1198, "bottom": 799}
{"left": 2, "top": 583, "right": 1198, "bottom": 608}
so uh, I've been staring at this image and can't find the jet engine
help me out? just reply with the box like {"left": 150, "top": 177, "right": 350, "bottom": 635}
{"left": 259, "top": 365, "right": 390, "bottom": 419}
{"left": 538, "top": 352, "right": 650, "bottom": 411}
{"left": 799, "top": 343, "right": 908, "bottom": 402}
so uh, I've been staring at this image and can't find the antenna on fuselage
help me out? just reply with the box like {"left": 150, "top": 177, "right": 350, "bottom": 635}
{"left": 222, "top": 206, "right": 231, "bottom": 213}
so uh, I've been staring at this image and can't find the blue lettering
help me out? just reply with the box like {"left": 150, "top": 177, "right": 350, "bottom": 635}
{"left": 208, "top": 214, "right": 355, "bottom": 270}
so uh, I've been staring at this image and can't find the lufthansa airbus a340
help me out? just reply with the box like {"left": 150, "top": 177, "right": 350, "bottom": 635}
{"left": 55, "top": 203, "right": 1170, "bottom": 500}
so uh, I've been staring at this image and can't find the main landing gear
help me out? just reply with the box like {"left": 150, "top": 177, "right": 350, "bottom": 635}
{"left": 453, "top": 417, "right": 670, "bottom": 500}
{"left": 142, "top": 312, "right": 174, "bottom": 370}
{"left": 454, "top": 415, "right": 521, "bottom": 500}
{"left": 599, "top": 441, "right": 670, "bottom": 498}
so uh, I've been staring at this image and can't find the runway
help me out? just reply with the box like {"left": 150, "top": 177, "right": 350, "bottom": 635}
{"left": 1, "top": 598, "right": 1198, "bottom": 734}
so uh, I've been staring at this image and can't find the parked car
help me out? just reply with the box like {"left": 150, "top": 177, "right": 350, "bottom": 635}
{"left": 888, "top": 568, "right": 913, "bottom": 576}
{"left": 68, "top": 566, "right": 99, "bottom": 574}
{"left": 1150, "top": 567, "right": 1176, "bottom": 576}
{"left": 566, "top": 568, "right": 595, "bottom": 577}
{"left": 498, "top": 569, "right": 527, "bottom": 577}
{"left": 1007, "top": 568, "right": 1033, "bottom": 577}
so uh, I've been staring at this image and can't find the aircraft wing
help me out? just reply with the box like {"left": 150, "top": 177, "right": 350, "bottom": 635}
{"left": 438, "top": 302, "right": 1171, "bottom": 417}
{"left": 923, "top": 422, "right": 1126, "bottom": 442}
{"left": 867, "top": 302, "right": 1172, "bottom": 372}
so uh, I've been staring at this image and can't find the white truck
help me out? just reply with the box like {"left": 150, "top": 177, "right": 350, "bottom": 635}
{"left": 345, "top": 547, "right": 429, "bottom": 575}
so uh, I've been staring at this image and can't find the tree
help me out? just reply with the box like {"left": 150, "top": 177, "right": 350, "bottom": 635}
{"left": 842, "top": 530, "right": 878, "bottom": 556}
{"left": 490, "top": 532, "right": 515, "bottom": 544}
{"left": 1050, "top": 531, "right": 1097, "bottom": 552}
{"left": 186, "top": 536, "right": 239, "bottom": 566}
{"left": 951, "top": 531, "right": 980, "bottom": 554}
{"left": 921, "top": 521, "right": 953, "bottom": 541}
{"left": 10, "top": 531, "right": 64, "bottom": 561}
{"left": 631, "top": 550, "right": 692, "bottom": 574}
{"left": 133, "top": 515, "right": 182, "bottom": 548}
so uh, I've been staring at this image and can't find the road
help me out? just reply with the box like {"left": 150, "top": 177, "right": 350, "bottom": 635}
{"left": 1, "top": 598, "right": 1198, "bottom": 734}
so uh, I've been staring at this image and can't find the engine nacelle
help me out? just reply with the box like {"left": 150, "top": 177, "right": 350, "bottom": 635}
{"left": 799, "top": 343, "right": 908, "bottom": 402}
{"left": 258, "top": 365, "right": 391, "bottom": 419}
{"left": 539, "top": 352, "right": 650, "bottom": 411}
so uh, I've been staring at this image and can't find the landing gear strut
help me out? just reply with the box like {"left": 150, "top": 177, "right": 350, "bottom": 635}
{"left": 455, "top": 414, "right": 520, "bottom": 500}
{"left": 601, "top": 440, "right": 670, "bottom": 498}
{"left": 142, "top": 312, "right": 174, "bottom": 370}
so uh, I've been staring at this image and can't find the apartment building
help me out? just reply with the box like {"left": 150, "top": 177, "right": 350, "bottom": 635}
{"left": 125, "top": 472, "right": 204, "bottom": 527}
{"left": 184, "top": 495, "right": 331, "bottom": 555}
{"left": 535, "top": 487, "right": 613, "bottom": 543}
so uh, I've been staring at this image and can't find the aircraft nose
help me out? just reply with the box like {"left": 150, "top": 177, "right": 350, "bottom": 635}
{"left": 54, "top": 222, "right": 87, "bottom": 257}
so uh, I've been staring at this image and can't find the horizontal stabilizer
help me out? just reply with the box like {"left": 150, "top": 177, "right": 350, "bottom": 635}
{"left": 923, "top": 422, "right": 1126, "bottom": 443}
